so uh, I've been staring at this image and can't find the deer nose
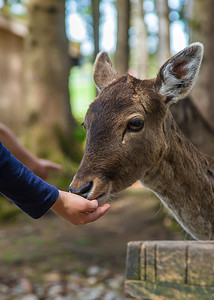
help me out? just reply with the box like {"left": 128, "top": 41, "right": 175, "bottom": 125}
{"left": 69, "top": 182, "right": 93, "bottom": 198}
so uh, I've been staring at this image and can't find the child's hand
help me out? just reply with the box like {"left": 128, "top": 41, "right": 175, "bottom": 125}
{"left": 51, "top": 190, "right": 110, "bottom": 225}
{"left": 33, "top": 159, "right": 62, "bottom": 180}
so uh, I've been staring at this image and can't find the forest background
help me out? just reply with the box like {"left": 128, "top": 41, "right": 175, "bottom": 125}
{"left": 0, "top": 0, "right": 214, "bottom": 298}
{"left": 0, "top": 0, "right": 214, "bottom": 236}
{"left": 1, "top": 0, "right": 214, "bottom": 169}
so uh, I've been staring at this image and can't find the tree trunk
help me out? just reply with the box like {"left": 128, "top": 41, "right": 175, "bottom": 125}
{"left": 114, "top": 0, "right": 130, "bottom": 75}
{"left": 156, "top": 0, "right": 170, "bottom": 68}
{"left": 190, "top": 0, "right": 214, "bottom": 128}
{"left": 24, "top": 0, "right": 77, "bottom": 159}
{"left": 171, "top": 0, "right": 214, "bottom": 156}
{"left": 132, "top": 0, "right": 148, "bottom": 79}
{"left": 0, "top": 16, "right": 26, "bottom": 135}
{"left": 170, "top": 97, "right": 214, "bottom": 156}
{"left": 92, "top": 0, "right": 100, "bottom": 61}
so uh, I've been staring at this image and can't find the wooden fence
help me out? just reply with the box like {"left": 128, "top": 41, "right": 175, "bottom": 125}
{"left": 125, "top": 241, "right": 214, "bottom": 299}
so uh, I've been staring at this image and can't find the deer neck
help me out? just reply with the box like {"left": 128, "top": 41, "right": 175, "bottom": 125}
{"left": 141, "top": 112, "right": 214, "bottom": 240}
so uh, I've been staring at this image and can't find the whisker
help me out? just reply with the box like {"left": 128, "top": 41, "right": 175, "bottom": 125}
{"left": 150, "top": 202, "right": 163, "bottom": 219}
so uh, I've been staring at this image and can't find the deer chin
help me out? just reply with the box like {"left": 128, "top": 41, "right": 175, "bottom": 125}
{"left": 96, "top": 192, "right": 110, "bottom": 206}
{"left": 87, "top": 181, "right": 112, "bottom": 206}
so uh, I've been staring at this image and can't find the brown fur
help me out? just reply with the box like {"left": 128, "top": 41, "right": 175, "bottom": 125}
{"left": 70, "top": 43, "right": 214, "bottom": 240}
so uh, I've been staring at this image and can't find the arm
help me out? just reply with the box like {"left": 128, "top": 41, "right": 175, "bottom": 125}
{"left": 0, "top": 123, "right": 61, "bottom": 179}
{"left": 0, "top": 141, "right": 110, "bottom": 223}
{"left": 0, "top": 140, "right": 59, "bottom": 218}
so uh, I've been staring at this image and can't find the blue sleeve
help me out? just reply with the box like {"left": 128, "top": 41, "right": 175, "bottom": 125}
{"left": 0, "top": 141, "right": 59, "bottom": 219}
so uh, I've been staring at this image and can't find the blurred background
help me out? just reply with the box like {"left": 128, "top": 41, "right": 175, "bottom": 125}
{"left": 0, "top": 0, "right": 214, "bottom": 299}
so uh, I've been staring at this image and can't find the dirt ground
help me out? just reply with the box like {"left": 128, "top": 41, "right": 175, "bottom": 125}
{"left": 0, "top": 183, "right": 188, "bottom": 298}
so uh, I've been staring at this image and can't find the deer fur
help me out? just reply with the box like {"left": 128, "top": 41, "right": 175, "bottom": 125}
{"left": 70, "top": 43, "right": 214, "bottom": 240}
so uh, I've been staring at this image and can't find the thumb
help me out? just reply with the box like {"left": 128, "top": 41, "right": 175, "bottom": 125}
{"left": 83, "top": 199, "right": 99, "bottom": 212}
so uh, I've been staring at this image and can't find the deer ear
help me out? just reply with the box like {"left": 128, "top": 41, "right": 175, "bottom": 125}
{"left": 155, "top": 43, "right": 204, "bottom": 106}
{"left": 93, "top": 52, "right": 119, "bottom": 91}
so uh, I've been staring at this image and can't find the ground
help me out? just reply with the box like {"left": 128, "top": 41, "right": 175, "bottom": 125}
{"left": 0, "top": 183, "right": 187, "bottom": 299}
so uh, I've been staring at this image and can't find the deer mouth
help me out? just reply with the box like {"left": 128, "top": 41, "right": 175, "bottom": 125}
{"left": 84, "top": 179, "right": 112, "bottom": 206}
{"left": 95, "top": 192, "right": 109, "bottom": 206}
{"left": 69, "top": 177, "right": 112, "bottom": 206}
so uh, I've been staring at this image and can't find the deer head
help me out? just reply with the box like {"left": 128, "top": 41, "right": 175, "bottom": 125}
{"left": 69, "top": 43, "right": 204, "bottom": 206}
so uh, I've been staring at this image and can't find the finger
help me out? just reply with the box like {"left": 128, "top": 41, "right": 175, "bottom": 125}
{"left": 48, "top": 163, "right": 62, "bottom": 171}
{"left": 84, "top": 204, "right": 110, "bottom": 223}
{"left": 41, "top": 159, "right": 62, "bottom": 171}
{"left": 83, "top": 200, "right": 99, "bottom": 212}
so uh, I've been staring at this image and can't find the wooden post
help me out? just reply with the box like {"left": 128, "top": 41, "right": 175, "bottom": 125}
{"left": 125, "top": 241, "right": 214, "bottom": 299}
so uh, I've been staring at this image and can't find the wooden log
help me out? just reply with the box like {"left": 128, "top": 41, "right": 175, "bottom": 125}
{"left": 125, "top": 241, "right": 214, "bottom": 299}
{"left": 188, "top": 244, "right": 214, "bottom": 286}
{"left": 126, "top": 241, "right": 142, "bottom": 280}
{"left": 125, "top": 280, "right": 214, "bottom": 300}
{"left": 157, "top": 243, "right": 187, "bottom": 284}
{"left": 141, "top": 242, "right": 156, "bottom": 282}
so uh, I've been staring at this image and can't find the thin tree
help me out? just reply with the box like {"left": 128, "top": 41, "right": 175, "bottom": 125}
{"left": 133, "top": 0, "right": 148, "bottom": 79}
{"left": 92, "top": 0, "right": 100, "bottom": 60}
{"left": 114, "top": 0, "right": 130, "bottom": 74}
{"left": 156, "top": 0, "right": 170, "bottom": 68}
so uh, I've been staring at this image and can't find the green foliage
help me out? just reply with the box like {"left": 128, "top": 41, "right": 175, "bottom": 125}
{"left": 148, "top": 53, "right": 158, "bottom": 78}
{"left": 2, "top": 251, "right": 21, "bottom": 262}
{"left": 49, "top": 157, "right": 78, "bottom": 191}
{"left": 0, "top": 196, "right": 20, "bottom": 223}
{"left": 73, "top": 122, "right": 86, "bottom": 141}
{"left": 75, "top": 237, "right": 96, "bottom": 246}
{"left": 0, "top": 5, "right": 11, "bottom": 16}
{"left": 189, "top": 18, "right": 201, "bottom": 31}
{"left": 26, "top": 235, "right": 44, "bottom": 247}
{"left": 69, "top": 64, "right": 96, "bottom": 121}
{"left": 54, "top": 123, "right": 84, "bottom": 164}
{"left": 63, "top": 63, "right": 96, "bottom": 163}
{"left": 0, "top": 0, "right": 27, "bottom": 19}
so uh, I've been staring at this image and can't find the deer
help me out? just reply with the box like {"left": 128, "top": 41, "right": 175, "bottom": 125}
{"left": 69, "top": 43, "right": 214, "bottom": 240}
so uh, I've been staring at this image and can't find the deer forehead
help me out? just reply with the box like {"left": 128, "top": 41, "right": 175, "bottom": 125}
{"left": 85, "top": 76, "right": 161, "bottom": 128}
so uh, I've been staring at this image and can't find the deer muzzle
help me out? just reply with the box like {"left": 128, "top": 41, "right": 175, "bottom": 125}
{"left": 69, "top": 175, "right": 112, "bottom": 206}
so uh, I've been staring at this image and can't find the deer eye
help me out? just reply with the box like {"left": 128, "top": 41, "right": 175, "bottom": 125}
{"left": 127, "top": 119, "right": 144, "bottom": 132}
